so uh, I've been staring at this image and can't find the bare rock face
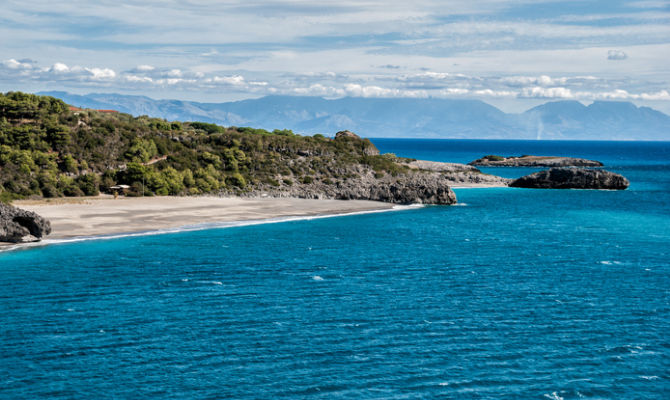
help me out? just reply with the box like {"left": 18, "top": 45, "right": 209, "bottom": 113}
{"left": 336, "top": 173, "right": 457, "bottom": 205}
{"left": 245, "top": 169, "right": 458, "bottom": 205}
{"left": 335, "top": 130, "right": 361, "bottom": 139}
{"left": 470, "top": 155, "right": 603, "bottom": 167}
{"left": 510, "top": 168, "right": 629, "bottom": 190}
{"left": 0, "top": 203, "right": 52, "bottom": 243}
{"left": 403, "top": 160, "right": 511, "bottom": 187}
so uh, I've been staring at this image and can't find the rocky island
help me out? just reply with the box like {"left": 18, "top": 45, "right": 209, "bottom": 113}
{"left": 510, "top": 168, "right": 629, "bottom": 190}
{"left": 469, "top": 155, "right": 603, "bottom": 167}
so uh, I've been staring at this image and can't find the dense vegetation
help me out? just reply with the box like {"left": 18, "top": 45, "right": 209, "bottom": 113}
{"left": 0, "top": 92, "right": 402, "bottom": 202}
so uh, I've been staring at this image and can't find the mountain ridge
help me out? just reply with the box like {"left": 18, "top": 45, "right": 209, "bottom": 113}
{"left": 38, "top": 91, "right": 670, "bottom": 140}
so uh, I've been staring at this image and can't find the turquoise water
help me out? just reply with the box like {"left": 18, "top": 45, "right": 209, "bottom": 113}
{"left": 1, "top": 140, "right": 669, "bottom": 399}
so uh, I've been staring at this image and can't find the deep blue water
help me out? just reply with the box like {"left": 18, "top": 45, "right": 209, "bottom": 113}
{"left": 1, "top": 140, "right": 669, "bottom": 399}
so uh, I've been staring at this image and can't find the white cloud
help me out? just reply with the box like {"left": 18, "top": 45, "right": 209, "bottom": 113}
{"left": 588, "top": 89, "right": 670, "bottom": 101}
{"left": 50, "top": 63, "right": 70, "bottom": 73}
{"left": 2, "top": 57, "right": 669, "bottom": 106}
{"left": 607, "top": 50, "right": 628, "bottom": 60}
{"left": 166, "top": 69, "right": 182, "bottom": 77}
{"left": 125, "top": 75, "right": 153, "bottom": 83}
{"left": 474, "top": 89, "right": 517, "bottom": 97}
{"left": 521, "top": 86, "right": 574, "bottom": 98}
{"left": 639, "top": 90, "right": 670, "bottom": 100}
{"left": 441, "top": 88, "right": 470, "bottom": 95}
{"left": 212, "top": 75, "right": 246, "bottom": 86}
{"left": 501, "top": 75, "right": 567, "bottom": 87}
{"left": 0, "top": 0, "right": 668, "bottom": 108}
{"left": 3, "top": 59, "right": 33, "bottom": 70}
{"left": 343, "top": 83, "right": 428, "bottom": 98}
{"left": 86, "top": 67, "right": 116, "bottom": 80}
{"left": 293, "top": 84, "right": 345, "bottom": 97}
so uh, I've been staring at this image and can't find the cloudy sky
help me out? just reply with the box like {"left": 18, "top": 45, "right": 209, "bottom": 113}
{"left": 2, "top": 0, "right": 669, "bottom": 112}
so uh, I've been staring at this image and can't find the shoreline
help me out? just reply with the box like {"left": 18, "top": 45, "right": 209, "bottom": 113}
{"left": 4, "top": 195, "right": 398, "bottom": 250}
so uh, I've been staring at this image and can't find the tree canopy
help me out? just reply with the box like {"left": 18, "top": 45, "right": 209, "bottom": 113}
{"left": 0, "top": 92, "right": 389, "bottom": 202}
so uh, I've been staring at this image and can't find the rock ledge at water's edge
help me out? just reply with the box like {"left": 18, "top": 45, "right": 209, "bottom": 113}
{"left": 0, "top": 203, "right": 52, "bottom": 243}
{"left": 470, "top": 155, "right": 603, "bottom": 167}
{"left": 240, "top": 168, "right": 458, "bottom": 205}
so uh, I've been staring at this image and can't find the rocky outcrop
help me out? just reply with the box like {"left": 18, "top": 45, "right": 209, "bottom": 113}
{"left": 0, "top": 203, "right": 52, "bottom": 243}
{"left": 334, "top": 130, "right": 380, "bottom": 156}
{"left": 334, "top": 173, "right": 457, "bottom": 204}
{"left": 242, "top": 168, "right": 458, "bottom": 205}
{"left": 510, "top": 168, "right": 629, "bottom": 190}
{"left": 403, "top": 160, "right": 511, "bottom": 187}
{"left": 406, "top": 159, "right": 481, "bottom": 173}
{"left": 334, "top": 130, "right": 360, "bottom": 139}
{"left": 470, "top": 155, "right": 603, "bottom": 167}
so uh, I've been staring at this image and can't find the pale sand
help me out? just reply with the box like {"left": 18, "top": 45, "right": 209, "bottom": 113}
{"left": 13, "top": 195, "right": 394, "bottom": 240}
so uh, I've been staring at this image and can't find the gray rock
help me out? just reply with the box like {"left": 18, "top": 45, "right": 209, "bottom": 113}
{"left": 470, "top": 155, "right": 603, "bottom": 167}
{"left": 510, "top": 168, "right": 629, "bottom": 190}
{"left": 405, "top": 160, "right": 480, "bottom": 173}
{"left": 0, "top": 203, "right": 52, "bottom": 243}
{"left": 337, "top": 173, "right": 457, "bottom": 205}
{"left": 404, "top": 160, "right": 511, "bottom": 187}
{"left": 239, "top": 169, "right": 458, "bottom": 205}
{"left": 334, "top": 130, "right": 360, "bottom": 139}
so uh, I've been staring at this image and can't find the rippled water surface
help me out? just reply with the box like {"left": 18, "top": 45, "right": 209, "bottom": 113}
{"left": 1, "top": 140, "right": 669, "bottom": 399}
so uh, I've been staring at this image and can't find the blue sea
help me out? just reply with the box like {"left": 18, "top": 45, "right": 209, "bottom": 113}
{"left": 2, "top": 140, "right": 669, "bottom": 399}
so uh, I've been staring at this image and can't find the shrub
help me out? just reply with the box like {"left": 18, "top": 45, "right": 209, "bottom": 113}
{"left": 76, "top": 174, "right": 100, "bottom": 196}
{"left": 226, "top": 172, "right": 246, "bottom": 188}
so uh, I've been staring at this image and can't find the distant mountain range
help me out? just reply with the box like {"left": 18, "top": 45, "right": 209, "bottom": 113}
{"left": 39, "top": 91, "right": 670, "bottom": 140}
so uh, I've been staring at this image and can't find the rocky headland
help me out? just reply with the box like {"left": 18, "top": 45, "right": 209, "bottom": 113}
{"left": 469, "top": 155, "right": 603, "bottom": 167}
{"left": 241, "top": 167, "right": 458, "bottom": 205}
{"left": 402, "top": 160, "right": 512, "bottom": 187}
{"left": 234, "top": 132, "right": 512, "bottom": 205}
{"left": 510, "top": 168, "right": 629, "bottom": 190}
{"left": 0, "top": 202, "right": 52, "bottom": 243}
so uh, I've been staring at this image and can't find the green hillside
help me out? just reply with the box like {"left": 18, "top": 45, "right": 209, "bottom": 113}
{"left": 0, "top": 92, "right": 401, "bottom": 202}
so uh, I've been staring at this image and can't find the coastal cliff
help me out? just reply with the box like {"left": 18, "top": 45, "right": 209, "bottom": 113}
{"left": 470, "top": 155, "right": 603, "bottom": 167}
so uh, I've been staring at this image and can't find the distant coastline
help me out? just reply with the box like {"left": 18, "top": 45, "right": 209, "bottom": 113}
{"left": 39, "top": 91, "right": 670, "bottom": 141}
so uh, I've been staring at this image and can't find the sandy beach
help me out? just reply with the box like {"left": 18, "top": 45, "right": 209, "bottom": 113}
{"left": 13, "top": 195, "right": 394, "bottom": 240}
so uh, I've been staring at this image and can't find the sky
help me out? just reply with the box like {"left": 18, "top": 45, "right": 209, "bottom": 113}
{"left": 2, "top": 0, "right": 670, "bottom": 113}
